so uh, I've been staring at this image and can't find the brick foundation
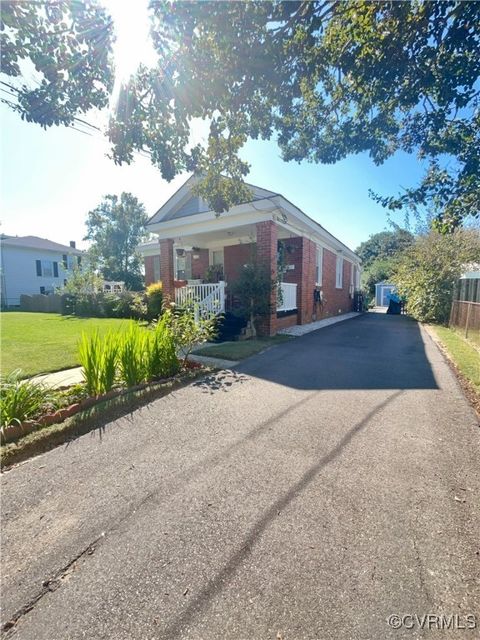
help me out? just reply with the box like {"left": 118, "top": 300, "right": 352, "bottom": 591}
{"left": 276, "top": 313, "right": 298, "bottom": 330}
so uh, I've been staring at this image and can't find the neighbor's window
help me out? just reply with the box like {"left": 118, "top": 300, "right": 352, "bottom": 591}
{"left": 335, "top": 255, "right": 343, "bottom": 289}
{"left": 315, "top": 246, "right": 323, "bottom": 285}
{"left": 41, "top": 260, "right": 53, "bottom": 277}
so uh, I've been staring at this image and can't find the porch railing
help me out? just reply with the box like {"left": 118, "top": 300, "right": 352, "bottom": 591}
{"left": 277, "top": 282, "right": 297, "bottom": 312}
{"left": 175, "top": 281, "right": 226, "bottom": 319}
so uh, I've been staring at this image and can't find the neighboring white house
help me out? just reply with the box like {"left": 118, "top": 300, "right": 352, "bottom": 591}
{"left": 0, "top": 235, "right": 83, "bottom": 307}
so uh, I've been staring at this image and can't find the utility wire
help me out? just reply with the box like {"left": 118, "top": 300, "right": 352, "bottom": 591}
{"left": 0, "top": 80, "right": 153, "bottom": 159}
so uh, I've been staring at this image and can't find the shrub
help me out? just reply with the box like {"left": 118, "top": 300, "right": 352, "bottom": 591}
{"left": 74, "top": 293, "right": 105, "bottom": 317}
{"left": 1, "top": 370, "right": 52, "bottom": 427}
{"left": 166, "top": 306, "right": 217, "bottom": 365}
{"left": 145, "top": 314, "right": 180, "bottom": 379}
{"left": 392, "top": 229, "right": 480, "bottom": 324}
{"left": 146, "top": 282, "right": 163, "bottom": 320}
{"left": 230, "top": 263, "right": 276, "bottom": 336}
{"left": 118, "top": 323, "right": 147, "bottom": 387}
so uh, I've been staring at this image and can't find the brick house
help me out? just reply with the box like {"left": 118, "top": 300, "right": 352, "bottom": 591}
{"left": 138, "top": 176, "right": 361, "bottom": 336}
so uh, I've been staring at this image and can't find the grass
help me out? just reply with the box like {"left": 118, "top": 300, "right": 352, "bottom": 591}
{"left": 430, "top": 325, "right": 480, "bottom": 394}
{"left": 193, "top": 335, "right": 293, "bottom": 361}
{"left": 0, "top": 312, "right": 142, "bottom": 377}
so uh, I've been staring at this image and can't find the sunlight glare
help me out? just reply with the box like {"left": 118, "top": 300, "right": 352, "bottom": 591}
{"left": 101, "top": 0, "right": 157, "bottom": 110}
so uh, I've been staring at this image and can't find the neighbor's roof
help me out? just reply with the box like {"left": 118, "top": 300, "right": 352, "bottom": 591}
{"left": 0, "top": 235, "right": 83, "bottom": 255}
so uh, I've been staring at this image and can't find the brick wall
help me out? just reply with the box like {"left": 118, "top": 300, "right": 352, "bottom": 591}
{"left": 256, "top": 221, "right": 277, "bottom": 336}
{"left": 224, "top": 243, "right": 254, "bottom": 284}
{"left": 319, "top": 249, "right": 354, "bottom": 317}
{"left": 190, "top": 248, "right": 209, "bottom": 279}
{"left": 276, "top": 313, "right": 298, "bottom": 330}
{"left": 144, "top": 256, "right": 155, "bottom": 286}
{"left": 159, "top": 238, "right": 175, "bottom": 301}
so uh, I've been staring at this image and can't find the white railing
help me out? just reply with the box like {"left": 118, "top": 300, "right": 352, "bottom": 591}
{"left": 277, "top": 282, "right": 297, "bottom": 312}
{"left": 175, "top": 281, "right": 226, "bottom": 319}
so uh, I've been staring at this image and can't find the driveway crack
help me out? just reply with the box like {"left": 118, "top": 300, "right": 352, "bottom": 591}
{"left": 1, "top": 533, "right": 105, "bottom": 636}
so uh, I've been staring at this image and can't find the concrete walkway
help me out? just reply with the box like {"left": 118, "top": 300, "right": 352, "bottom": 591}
{"left": 277, "top": 311, "right": 360, "bottom": 336}
{"left": 2, "top": 313, "right": 478, "bottom": 639}
{"left": 33, "top": 366, "right": 84, "bottom": 388}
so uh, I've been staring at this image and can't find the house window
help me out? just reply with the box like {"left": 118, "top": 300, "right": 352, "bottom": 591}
{"left": 41, "top": 260, "right": 53, "bottom": 278}
{"left": 153, "top": 255, "right": 161, "bottom": 282}
{"left": 335, "top": 255, "right": 343, "bottom": 289}
{"left": 175, "top": 251, "right": 192, "bottom": 280}
{"left": 315, "top": 246, "right": 323, "bottom": 285}
{"left": 212, "top": 249, "right": 224, "bottom": 266}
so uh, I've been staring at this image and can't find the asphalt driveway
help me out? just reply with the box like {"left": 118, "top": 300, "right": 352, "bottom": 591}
{"left": 1, "top": 314, "right": 479, "bottom": 639}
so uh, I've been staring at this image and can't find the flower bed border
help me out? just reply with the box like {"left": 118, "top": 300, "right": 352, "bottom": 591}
{"left": 0, "top": 365, "right": 209, "bottom": 470}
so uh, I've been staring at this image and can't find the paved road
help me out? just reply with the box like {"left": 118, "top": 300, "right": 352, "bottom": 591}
{"left": 2, "top": 314, "right": 479, "bottom": 639}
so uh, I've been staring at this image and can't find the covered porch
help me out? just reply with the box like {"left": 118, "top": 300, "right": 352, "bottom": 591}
{"left": 154, "top": 214, "right": 306, "bottom": 336}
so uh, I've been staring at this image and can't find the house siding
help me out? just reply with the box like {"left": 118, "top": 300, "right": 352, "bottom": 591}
{"left": 0, "top": 245, "right": 79, "bottom": 307}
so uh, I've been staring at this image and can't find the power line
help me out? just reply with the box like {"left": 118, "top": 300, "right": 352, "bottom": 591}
{"left": 0, "top": 80, "right": 153, "bottom": 159}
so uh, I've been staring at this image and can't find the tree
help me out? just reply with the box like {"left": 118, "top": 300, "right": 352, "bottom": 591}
{"left": 356, "top": 229, "right": 414, "bottom": 269}
{"left": 108, "top": 0, "right": 480, "bottom": 230}
{"left": 230, "top": 263, "right": 276, "bottom": 337}
{"left": 84, "top": 193, "right": 148, "bottom": 290}
{"left": 392, "top": 229, "right": 480, "bottom": 324}
{"left": 3, "top": 2, "right": 479, "bottom": 230}
{"left": 1, "top": 0, "right": 114, "bottom": 127}
{"left": 356, "top": 229, "right": 414, "bottom": 297}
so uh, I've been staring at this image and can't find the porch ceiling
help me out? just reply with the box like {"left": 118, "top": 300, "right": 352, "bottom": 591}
{"left": 172, "top": 223, "right": 299, "bottom": 249}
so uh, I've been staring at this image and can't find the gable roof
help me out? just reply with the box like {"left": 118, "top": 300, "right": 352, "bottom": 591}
{"left": 0, "top": 235, "right": 83, "bottom": 255}
{"left": 146, "top": 174, "right": 360, "bottom": 262}
{"left": 148, "top": 175, "right": 278, "bottom": 226}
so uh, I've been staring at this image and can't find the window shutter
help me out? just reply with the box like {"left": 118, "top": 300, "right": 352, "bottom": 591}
{"left": 53, "top": 262, "right": 59, "bottom": 278}
{"left": 36, "top": 260, "right": 42, "bottom": 276}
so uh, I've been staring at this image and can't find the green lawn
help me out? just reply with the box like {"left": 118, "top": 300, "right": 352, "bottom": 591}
{"left": 1, "top": 312, "right": 139, "bottom": 377}
{"left": 431, "top": 325, "right": 480, "bottom": 394}
{"left": 193, "top": 335, "right": 293, "bottom": 361}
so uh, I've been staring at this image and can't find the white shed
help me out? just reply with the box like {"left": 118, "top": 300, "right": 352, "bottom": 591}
{"left": 375, "top": 282, "right": 396, "bottom": 307}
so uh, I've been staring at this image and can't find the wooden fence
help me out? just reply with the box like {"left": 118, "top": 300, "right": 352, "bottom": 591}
{"left": 449, "top": 300, "right": 480, "bottom": 347}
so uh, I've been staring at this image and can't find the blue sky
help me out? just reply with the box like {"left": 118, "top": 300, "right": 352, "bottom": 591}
{"left": 0, "top": 101, "right": 427, "bottom": 253}
{"left": 0, "top": 0, "right": 429, "bottom": 253}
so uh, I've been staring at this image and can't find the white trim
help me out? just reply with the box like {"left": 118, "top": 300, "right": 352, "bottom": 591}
{"left": 335, "top": 255, "right": 343, "bottom": 289}
{"left": 315, "top": 245, "right": 323, "bottom": 286}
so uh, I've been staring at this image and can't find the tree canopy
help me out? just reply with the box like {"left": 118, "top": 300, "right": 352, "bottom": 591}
{"left": 2, "top": 1, "right": 479, "bottom": 230}
{"left": 356, "top": 229, "right": 414, "bottom": 269}
{"left": 84, "top": 192, "right": 148, "bottom": 290}
{"left": 1, "top": 0, "right": 114, "bottom": 127}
